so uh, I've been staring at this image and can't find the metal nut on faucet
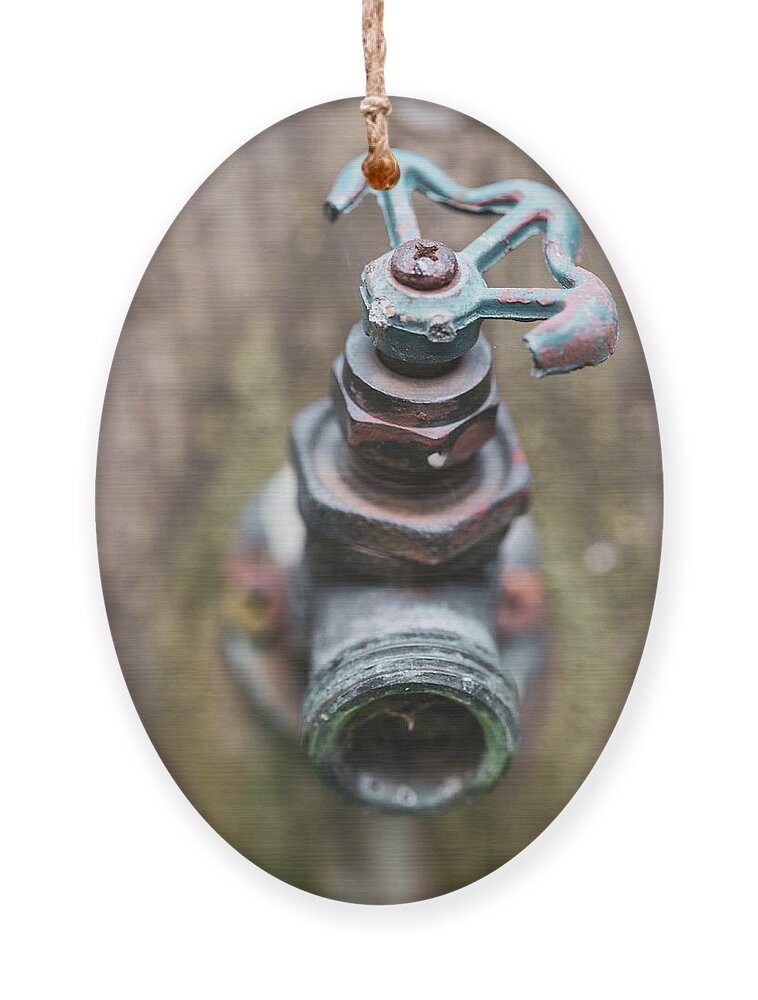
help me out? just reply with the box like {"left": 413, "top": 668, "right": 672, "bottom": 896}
{"left": 330, "top": 324, "right": 499, "bottom": 473}
{"left": 289, "top": 398, "right": 531, "bottom": 579}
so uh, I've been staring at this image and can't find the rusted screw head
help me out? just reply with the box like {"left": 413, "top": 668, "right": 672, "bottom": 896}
{"left": 390, "top": 238, "right": 459, "bottom": 291}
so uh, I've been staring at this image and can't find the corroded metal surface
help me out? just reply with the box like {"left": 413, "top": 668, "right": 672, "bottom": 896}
{"left": 331, "top": 323, "right": 499, "bottom": 472}
{"left": 224, "top": 468, "right": 544, "bottom": 814}
{"left": 390, "top": 238, "right": 460, "bottom": 290}
{"left": 326, "top": 149, "right": 619, "bottom": 374}
{"left": 290, "top": 398, "right": 530, "bottom": 577}
{"left": 225, "top": 148, "right": 617, "bottom": 813}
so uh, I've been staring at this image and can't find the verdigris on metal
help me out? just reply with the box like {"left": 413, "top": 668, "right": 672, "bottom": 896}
{"left": 224, "top": 469, "right": 542, "bottom": 814}
{"left": 326, "top": 149, "right": 619, "bottom": 375}
{"left": 225, "top": 149, "right": 618, "bottom": 815}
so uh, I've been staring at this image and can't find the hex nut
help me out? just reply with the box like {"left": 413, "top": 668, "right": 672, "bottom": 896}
{"left": 332, "top": 357, "right": 499, "bottom": 472}
{"left": 329, "top": 324, "right": 500, "bottom": 472}
{"left": 290, "top": 399, "right": 531, "bottom": 577}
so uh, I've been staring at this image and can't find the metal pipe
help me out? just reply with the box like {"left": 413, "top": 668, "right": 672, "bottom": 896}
{"left": 225, "top": 149, "right": 616, "bottom": 814}
{"left": 288, "top": 336, "right": 530, "bottom": 811}
{"left": 225, "top": 466, "right": 543, "bottom": 814}
{"left": 302, "top": 571, "right": 519, "bottom": 813}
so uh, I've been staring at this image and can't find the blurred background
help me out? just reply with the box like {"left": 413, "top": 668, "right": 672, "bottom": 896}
{"left": 97, "top": 98, "right": 661, "bottom": 904}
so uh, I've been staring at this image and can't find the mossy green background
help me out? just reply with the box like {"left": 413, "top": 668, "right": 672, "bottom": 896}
{"left": 97, "top": 98, "right": 661, "bottom": 904}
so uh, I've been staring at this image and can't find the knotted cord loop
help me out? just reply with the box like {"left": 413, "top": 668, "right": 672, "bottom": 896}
{"left": 361, "top": 0, "right": 400, "bottom": 191}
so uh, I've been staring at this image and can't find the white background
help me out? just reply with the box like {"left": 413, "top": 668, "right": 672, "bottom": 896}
{"left": 3, "top": 1, "right": 756, "bottom": 996}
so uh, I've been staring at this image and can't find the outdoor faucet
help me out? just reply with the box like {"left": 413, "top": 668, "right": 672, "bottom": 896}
{"left": 224, "top": 150, "right": 618, "bottom": 814}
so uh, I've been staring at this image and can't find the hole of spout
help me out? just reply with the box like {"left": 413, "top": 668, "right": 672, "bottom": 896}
{"left": 337, "top": 692, "right": 486, "bottom": 810}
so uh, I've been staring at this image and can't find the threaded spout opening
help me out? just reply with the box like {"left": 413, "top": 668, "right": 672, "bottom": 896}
{"left": 302, "top": 632, "right": 519, "bottom": 813}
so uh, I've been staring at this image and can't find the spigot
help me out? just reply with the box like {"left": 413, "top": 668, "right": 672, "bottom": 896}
{"left": 225, "top": 150, "right": 617, "bottom": 813}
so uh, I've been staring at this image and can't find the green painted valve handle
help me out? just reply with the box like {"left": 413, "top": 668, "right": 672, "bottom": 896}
{"left": 325, "top": 149, "right": 618, "bottom": 376}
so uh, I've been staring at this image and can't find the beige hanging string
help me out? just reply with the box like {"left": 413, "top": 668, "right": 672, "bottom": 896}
{"left": 361, "top": 0, "right": 400, "bottom": 190}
